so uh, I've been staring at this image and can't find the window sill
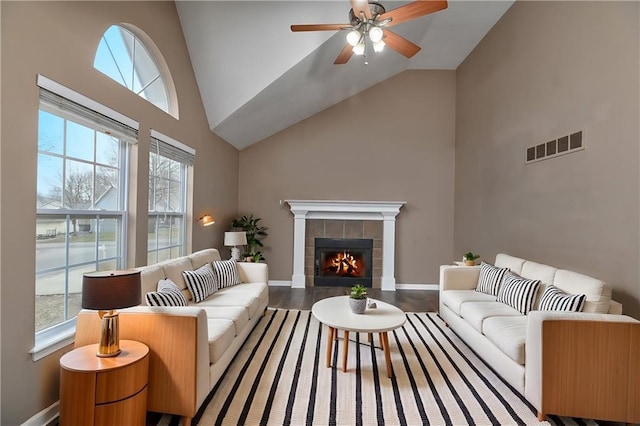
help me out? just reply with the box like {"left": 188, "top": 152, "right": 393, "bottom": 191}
{"left": 31, "top": 319, "right": 76, "bottom": 362}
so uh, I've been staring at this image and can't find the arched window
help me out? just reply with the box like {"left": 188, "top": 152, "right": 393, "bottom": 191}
{"left": 94, "top": 24, "right": 177, "bottom": 117}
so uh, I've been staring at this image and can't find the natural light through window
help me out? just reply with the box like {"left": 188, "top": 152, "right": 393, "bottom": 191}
{"left": 147, "top": 134, "right": 189, "bottom": 265}
{"left": 94, "top": 24, "right": 170, "bottom": 114}
{"left": 36, "top": 106, "right": 128, "bottom": 333}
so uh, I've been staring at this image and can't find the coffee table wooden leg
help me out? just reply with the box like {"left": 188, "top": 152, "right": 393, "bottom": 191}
{"left": 381, "top": 332, "right": 393, "bottom": 378}
{"left": 326, "top": 326, "right": 335, "bottom": 368}
{"left": 342, "top": 330, "right": 349, "bottom": 372}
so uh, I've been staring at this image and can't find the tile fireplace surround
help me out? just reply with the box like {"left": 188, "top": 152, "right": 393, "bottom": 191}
{"left": 286, "top": 200, "right": 406, "bottom": 290}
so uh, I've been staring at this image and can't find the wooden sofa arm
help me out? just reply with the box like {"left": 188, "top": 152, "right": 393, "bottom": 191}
{"left": 439, "top": 265, "right": 481, "bottom": 292}
{"left": 525, "top": 311, "right": 640, "bottom": 423}
{"left": 75, "top": 307, "right": 210, "bottom": 424}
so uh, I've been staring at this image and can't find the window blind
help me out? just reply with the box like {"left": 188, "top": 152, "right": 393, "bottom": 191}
{"left": 39, "top": 88, "right": 138, "bottom": 143}
{"left": 149, "top": 130, "right": 195, "bottom": 166}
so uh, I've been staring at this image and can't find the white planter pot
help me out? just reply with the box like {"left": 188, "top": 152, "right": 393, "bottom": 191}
{"left": 349, "top": 298, "right": 367, "bottom": 314}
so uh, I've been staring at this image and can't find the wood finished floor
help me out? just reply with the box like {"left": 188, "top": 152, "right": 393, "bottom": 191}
{"left": 268, "top": 286, "right": 439, "bottom": 312}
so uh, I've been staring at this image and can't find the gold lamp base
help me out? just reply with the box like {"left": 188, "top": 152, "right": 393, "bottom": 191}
{"left": 97, "top": 310, "right": 121, "bottom": 357}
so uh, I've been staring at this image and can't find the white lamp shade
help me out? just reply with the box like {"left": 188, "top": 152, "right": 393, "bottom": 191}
{"left": 373, "top": 40, "right": 385, "bottom": 52}
{"left": 353, "top": 41, "right": 365, "bottom": 55}
{"left": 224, "top": 231, "right": 247, "bottom": 246}
{"left": 369, "top": 26, "right": 383, "bottom": 43}
{"left": 346, "top": 29, "right": 361, "bottom": 47}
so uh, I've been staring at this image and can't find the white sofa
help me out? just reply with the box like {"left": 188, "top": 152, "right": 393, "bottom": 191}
{"left": 75, "top": 248, "right": 268, "bottom": 426}
{"left": 439, "top": 253, "right": 640, "bottom": 424}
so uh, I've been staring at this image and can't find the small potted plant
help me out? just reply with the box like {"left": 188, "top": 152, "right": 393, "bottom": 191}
{"left": 348, "top": 284, "right": 368, "bottom": 314}
{"left": 463, "top": 252, "right": 480, "bottom": 266}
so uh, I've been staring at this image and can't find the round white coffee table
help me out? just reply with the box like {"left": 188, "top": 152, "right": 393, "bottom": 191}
{"left": 311, "top": 295, "right": 406, "bottom": 378}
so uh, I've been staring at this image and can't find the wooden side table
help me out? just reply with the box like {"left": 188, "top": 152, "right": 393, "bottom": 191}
{"left": 59, "top": 340, "right": 149, "bottom": 426}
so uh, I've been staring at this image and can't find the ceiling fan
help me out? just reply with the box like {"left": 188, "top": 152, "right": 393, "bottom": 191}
{"left": 291, "top": 0, "right": 448, "bottom": 65}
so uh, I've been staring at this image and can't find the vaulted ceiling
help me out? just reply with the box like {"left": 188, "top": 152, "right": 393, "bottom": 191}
{"left": 175, "top": 1, "right": 514, "bottom": 150}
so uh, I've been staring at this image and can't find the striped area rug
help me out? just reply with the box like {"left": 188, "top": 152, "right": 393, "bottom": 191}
{"left": 156, "top": 309, "right": 600, "bottom": 426}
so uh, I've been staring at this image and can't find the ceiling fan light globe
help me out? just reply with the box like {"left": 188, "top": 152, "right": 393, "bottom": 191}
{"left": 353, "top": 42, "right": 365, "bottom": 55}
{"left": 373, "top": 39, "right": 385, "bottom": 52}
{"left": 346, "top": 30, "right": 361, "bottom": 47}
{"left": 369, "top": 26, "right": 384, "bottom": 43}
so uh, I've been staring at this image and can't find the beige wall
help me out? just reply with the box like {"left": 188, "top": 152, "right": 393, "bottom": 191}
{"left": 238, "top": 70, "right": 456, "bottom": 285}
{"left": 0, "top": 2, "right": 238, "bottom": 423}
{"left": 455, "top": 1, "right": 640, "bottom": 317}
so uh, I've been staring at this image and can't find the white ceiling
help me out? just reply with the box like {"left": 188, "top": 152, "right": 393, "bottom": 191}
{"left": 175, "top": 1, "right": 514, "bottom": 150}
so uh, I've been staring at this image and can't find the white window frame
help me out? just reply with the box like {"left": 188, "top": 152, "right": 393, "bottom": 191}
{"left": 93, "top": 24, "right": 174, "bottom": 116}
{"left": 147, "top": 130, "right": 194, "bottom": 264}
{"left": 32, "top": 76, "right": 138, "bottom": 361}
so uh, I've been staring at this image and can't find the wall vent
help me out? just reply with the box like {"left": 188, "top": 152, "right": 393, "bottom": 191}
{"left": 526, "top": 131, "right": 584, "bottom": 164}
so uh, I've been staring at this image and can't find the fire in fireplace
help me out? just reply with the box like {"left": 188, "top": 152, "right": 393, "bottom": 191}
{"left": 314, "top": 238, "right": 373, "bottom": 287}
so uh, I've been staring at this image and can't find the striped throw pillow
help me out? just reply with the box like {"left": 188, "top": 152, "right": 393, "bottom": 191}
{"left": 476, "top": 262, "right": 509, "bottom": 296}
{"left": 496, "top": 272, "right": 541, "bottom": 314}
{"left": 183, "top": 263, "right": 217, "bottom": 303}
{"left": 212, "top": 259, "right": 241, "bottom": 289}
{"left": 145, "top": 279, "right": 188, "bottom": 307}
{"left": 538, "top": 285, "right": 586, "bottom": 312}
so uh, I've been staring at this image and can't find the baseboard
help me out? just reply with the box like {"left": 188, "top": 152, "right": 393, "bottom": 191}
{"left": 22, "top": 401, "right": 58, "bottom": 426}
{"left": 269, "top": 280, "right": 292, "bottom": 287}
{"left": 396, "top": 283, "right": 439, "bottom": 291}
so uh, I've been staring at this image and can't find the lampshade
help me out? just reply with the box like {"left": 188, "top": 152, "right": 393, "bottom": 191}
{"left": 82, "top": 270, "right": 141, "bottom": 310}
{"left": 198, "top": 214, "right": 215, "bottom": 227}
{"left": 346, "top": 29, "right": 361, "bottom": 47}
{"left": 369, "top": 26, "right": 383, "bottom": 43}
{"left": 224, "top": 231, "right": 247, "bottom": 247}
{"left": 353, "top": 41, "right": 365, "bottom": 56}
{"left": 373, "top": 40, "right": 385, "bottom": 53}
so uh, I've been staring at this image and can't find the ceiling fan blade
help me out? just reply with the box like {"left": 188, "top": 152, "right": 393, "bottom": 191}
{"left": 350, "top": 0, "right": 372, "bottom": 20}
{"left": 291, "top": 24, "right": 350, "bottom": 32}
{"left": 383, "top": 30, "right": 421, "bottom": 58}
{"left": 379, "top": 0, "right": 448, "bottom": 27}
{"left": 334, "top": 44, "right": 355, "bottom": 65}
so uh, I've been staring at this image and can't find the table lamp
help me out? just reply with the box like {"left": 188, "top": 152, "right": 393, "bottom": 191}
{"left": 82, "top": 270, "right": 141, "bottom": 357}
{"left": 224, "top": 231, "right": 247, "bottom": 261}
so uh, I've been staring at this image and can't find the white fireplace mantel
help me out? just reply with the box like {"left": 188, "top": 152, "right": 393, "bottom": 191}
{"left": 285, "top": 200, "right": 406, "bottom": 291}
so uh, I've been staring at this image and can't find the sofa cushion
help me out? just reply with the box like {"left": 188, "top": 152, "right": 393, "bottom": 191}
{"left": 521, "top": 261, "right": 558, "bottom": 309}
{"left": 211, "top": 259, "right": 241, "bottom": 289}
{"left": 198, "top": 291, "right": 262, "bottom": 319}
{"left": 476, "top": 262, "right": 509, "bottom": 296}
{"left": 496, "top": 272, "right": 541, "bottom": 314}
{"left": 183, "top": 263, "right": 217, "bottom": 303}
{"left": 206, "top": 319, "right": 236, "bottom": 363}
{"left": 198, "top": 306, "right": 249, "bottom": 336}
{"left": 459, "top": 301, "right": 522, "bottom": 333}
{"left": 482, "top": 316, "right": 527, "bottom": 365}
{"left": 216, "top": 282, "right": 269, "bottom": 308}
{"left": 495, "top": 254, "right": 526, "bottom": 275}
{"left": 145, "top": 279, "right": 188, "bottom": 307}
{"left": 162, "top": 257, "right": 193, "bottom": 294}
{"left": 441, "top": 290, "right": 496, "bottom": 315}
{"left": 138, "top": 264, "right": 165, "bottom": 298}
{"left": 553, "top": 269, "right": 611, "bottom": 314}
{"left": 538, "top": 284, "right": 586, "bottom": 312}
{"left": 189, "top": 248, "right": 222, "bottom": 269}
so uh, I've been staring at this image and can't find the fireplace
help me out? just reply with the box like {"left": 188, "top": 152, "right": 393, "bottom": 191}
{"left": 314, "top": 238, "right": 373, "bottom": 287}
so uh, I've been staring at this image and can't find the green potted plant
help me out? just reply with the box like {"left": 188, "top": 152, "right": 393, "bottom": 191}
{"left": 463, "top": 252, "right": 480, "bottom": 266}
{"left": 231, "top": 214, "right": 268, "bottom": 262}
{"left": 348, "top": 284, "right": 368, "bottom": 314}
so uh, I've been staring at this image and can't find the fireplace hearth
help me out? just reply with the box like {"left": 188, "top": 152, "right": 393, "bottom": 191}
{"left": 314, "top": 238, "right": 373, "bottom": 287}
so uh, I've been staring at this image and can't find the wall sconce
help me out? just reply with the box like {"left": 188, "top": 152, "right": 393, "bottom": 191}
{"left": 81, "top": 270, "right": 141, "bottom": 357}
{"left": 198, "top": 214, "right": 215, "bottom": 227}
